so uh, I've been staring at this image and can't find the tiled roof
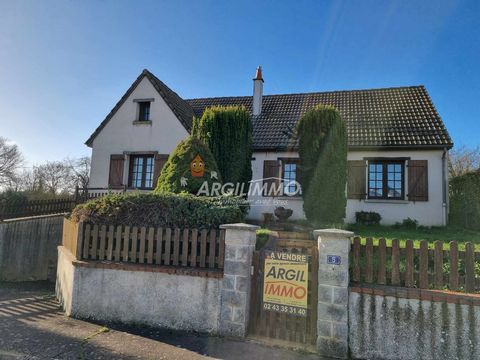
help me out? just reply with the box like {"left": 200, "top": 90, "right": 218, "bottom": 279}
{"left": 186, "top": 86, "right": 453, "bottom": 150}
{"left": 86, "top": 70, "right": 194, "bottom": 146}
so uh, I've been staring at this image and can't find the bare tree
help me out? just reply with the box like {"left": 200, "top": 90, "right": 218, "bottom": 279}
{"left": 449, "top": 145, "right": 480, "bottom": 178}
{"left": 67, "top": 156, "right": 91, "bottom": 189}
{"left": 35, "top": 161, "right": 72, "bottom": 195}
{"left": 0, "top": 137, "right": 23, "bottom": 187}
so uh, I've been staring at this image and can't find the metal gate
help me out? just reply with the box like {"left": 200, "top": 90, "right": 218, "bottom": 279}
{"left": 248, "top": 236, "right": 318, "bottom": 351}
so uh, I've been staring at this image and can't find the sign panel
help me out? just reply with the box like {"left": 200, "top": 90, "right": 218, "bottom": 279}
{"left": 263, "top": 250, "right": 309, "bottom": 317}
{"left": 327, "top": 254, "right": 341, "bottom": 265}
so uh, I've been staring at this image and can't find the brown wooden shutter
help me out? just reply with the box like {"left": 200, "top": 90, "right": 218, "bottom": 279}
{"left": 347, "top": 160, "right": 367, "bottom": 199}
{"left": 408, "top": 160, "right": 428, "bottom": 201}
{"left": 153, "top": 154, "right": 169, "bottom": 187}
{"left": 108, "top": 154, "right": 125, "bottom": 188}
{"left": 263, "top": 160, "right": 281, "bottom": 197}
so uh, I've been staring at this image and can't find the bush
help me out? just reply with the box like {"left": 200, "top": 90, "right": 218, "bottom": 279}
{"left": 297, "top": 105, "right": 347, "bottom": 225}
{"left": 70, "top": 192, "right": 249, "bottom": 229}
{"left": 155, "top": 136, "right": 221, "bottom": 195}
{"left": 355, "top": 211, "right": 382, "bottom": 225}
{"left": 450, "top": 171, "right": 480, "bottom": 230}
{"left": 394, "top": 217, "right": 419, "bottom": 229}
{"left": 192, "top": 106, "right": 252, "bottom": 188}
{"left": 0, "top": 190, "right": 28, "bottom": 205}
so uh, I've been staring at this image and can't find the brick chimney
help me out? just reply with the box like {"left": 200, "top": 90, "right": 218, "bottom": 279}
{"left": 252, "top": 66, "right": 263, "bottom": 116}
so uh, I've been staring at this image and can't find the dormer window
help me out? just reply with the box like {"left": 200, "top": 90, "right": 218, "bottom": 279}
{"left": 138, "top": 101, "right": 151, "bottom": 121}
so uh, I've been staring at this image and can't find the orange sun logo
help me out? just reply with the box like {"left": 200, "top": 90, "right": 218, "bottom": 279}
{"left": 190, "top": 154, "right": 205, "bottom": 177}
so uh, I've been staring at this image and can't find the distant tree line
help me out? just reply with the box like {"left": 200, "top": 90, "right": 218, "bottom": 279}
{"left": 0, "top": 136, "right": 90, "bottom": 199}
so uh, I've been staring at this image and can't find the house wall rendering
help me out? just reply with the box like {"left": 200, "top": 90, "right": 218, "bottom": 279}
{"left": 89, "top": 77, "right": 188, "bottom": 188}
{"left": 248, "top": 149, "right": 447, "bottom": 226}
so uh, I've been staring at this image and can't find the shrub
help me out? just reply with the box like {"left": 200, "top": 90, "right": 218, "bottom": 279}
{"left": 450, "top": 171, "right": 480, "bottom": 230}
{"left": 155, "top": 136, "right": 221, "bottom": 195}
{"left": 0, "top": 190, "right": 28, "bottom": 205}
{"left": 394, "top": 217, "right": 419, "bottom": 229}
{"left": 70, "top": 192, "right": 249, "bottom": 229}
{"left": 192, "top": 106, "right": 252, "bottom": 189}
{"left": 297, "top": 105, "right": 347, "bottom": 225}
{"left": 355, "top": 211, "right": 382, "bottom": 225}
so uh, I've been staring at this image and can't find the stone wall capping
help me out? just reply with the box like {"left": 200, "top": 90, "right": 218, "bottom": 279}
{"left": 220, "top": 223, "right": 260, "bottom": 231}
{"left": 313, "top": 229, "right": 354, "bottom": 239}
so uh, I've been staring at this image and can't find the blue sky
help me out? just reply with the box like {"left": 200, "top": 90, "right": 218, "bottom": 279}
{"left": 0, "top": 0, "right": 478, "bottom": 165}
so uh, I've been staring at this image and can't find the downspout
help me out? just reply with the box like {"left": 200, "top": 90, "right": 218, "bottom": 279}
{"left": 442, "top": 148, "right": 448, "bottom": 226}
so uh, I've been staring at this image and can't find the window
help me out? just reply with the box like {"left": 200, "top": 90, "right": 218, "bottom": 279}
{"left": 138, "top": 102, "right": 151, "bottom": 121}
{"left": 282, "top": 159, "right": 301, "bottom": 196}
{"left": 368, "top": 160, "right": 404, "bottom": 200}
{"left": 128, "top": 155, "right": 154, "bottom": 188}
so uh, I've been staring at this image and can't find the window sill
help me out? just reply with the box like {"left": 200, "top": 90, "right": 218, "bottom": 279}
{"left": 132, "top": 120, "right": 152, "bottom": 125}
{"left": 364, "top": 199, "right": 409, "bottom": 204}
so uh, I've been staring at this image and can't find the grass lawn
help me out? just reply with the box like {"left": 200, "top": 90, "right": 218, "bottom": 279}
{"left": 346, "top": 224, "right": 480, "bottom": 250}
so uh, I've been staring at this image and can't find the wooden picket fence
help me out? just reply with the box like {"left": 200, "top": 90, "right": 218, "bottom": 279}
{"left": 351, "top": 237, "right": 480, "bottom": 293}
{"left": 0, "top": 198, "right": 77, "bottom": 220}
{"left": 63, "top": 218, "right": 225, "bottom": 269}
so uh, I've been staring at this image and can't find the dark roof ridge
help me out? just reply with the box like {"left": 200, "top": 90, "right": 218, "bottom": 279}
{"left": 185, "top": 84, "right": 426, "bottom": 102}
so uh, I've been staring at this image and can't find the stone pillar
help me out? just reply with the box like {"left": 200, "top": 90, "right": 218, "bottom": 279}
{"left": 218, "top": 223, "right": 259, "bottom": 337}
{"left": 314, "top": 228, "right": 354, "bottom": 359}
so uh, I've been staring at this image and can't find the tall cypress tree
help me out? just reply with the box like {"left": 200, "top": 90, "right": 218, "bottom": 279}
{"left": 297, "top": 105, "right": 347, "bottom": 225}
{"left": 192, "top": 106, "right": 252, "bottom": 189}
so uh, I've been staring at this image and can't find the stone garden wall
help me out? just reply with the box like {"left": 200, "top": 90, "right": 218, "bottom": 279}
{"left": 57, "top": 223, "right": 258, "bottom": 336}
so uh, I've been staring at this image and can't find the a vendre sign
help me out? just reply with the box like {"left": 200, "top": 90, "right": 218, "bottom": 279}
{"left": 262, "top": 250, "right": 309, "bottom": 317}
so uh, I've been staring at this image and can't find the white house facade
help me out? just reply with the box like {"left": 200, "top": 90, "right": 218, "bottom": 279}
{"left": 85, "top": 68, "right": 453, "bottom": 226}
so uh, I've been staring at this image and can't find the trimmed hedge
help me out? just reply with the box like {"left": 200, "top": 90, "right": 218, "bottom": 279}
{"left": 70, "top": 192, "right": 249, "bottom": 229}
{"left": 450, "top": 171, "right": 480, "bottom": 230}
{"left": 297, "top": 105, "right": 347, "bottom": 225}
{"left": 192, "top": 106, "right": 253, "bottom": 187}
{"left": 155, "top": 136, "right": 221, "bottom": 195}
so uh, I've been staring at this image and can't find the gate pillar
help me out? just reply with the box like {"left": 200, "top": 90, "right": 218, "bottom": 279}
{"left": 218, "top": 223, "right": 259, "bottom": 337}
{"left": 314, "top": 229, "right": 353, "bottom": 359}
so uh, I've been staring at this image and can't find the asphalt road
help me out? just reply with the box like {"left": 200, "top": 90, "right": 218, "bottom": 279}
{"left": 0, "top": 281, "right": 327, "bottom": 360}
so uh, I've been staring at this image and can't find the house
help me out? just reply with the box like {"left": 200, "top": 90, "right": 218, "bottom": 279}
{"left": 86, "top": 68, "right": 453, "bottom": 226}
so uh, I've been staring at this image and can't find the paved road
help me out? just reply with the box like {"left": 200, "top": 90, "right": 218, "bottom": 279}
{"left": 0, "top": 282, "right": 326, "bottom": 360}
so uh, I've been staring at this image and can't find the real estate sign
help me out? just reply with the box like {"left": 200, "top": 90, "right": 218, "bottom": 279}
{"left": 263, "top": 250, "right": 309, "bottom": 317}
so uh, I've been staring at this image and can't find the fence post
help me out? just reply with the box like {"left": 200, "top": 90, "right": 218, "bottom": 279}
{"left": 218, "top": 223, "right": 259, "bottom": 337}
{"left": 314, "top": 228, "right": 354, "bottom": 359}
{"left": 0, "top": 199, "right": 5, "bottom": 221}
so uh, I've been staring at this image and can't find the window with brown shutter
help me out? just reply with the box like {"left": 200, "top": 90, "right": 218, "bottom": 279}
{"left": 153, "top": 154, "right": 169, "bottom": 188}
{"left": 108, "top": 155, "right": 125, "bottom": 188}
{"left": 263, "top": 160, "right": 281, "bottom": 197}
{"left": 347, "top": 160, "right": 367, "bottom": 199}
{"left": 408, "top": 160, "right": 429, "bottom": 201}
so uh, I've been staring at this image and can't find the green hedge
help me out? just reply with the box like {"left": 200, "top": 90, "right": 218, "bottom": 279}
{"left": 155, "top": 136, "right": 221, "bottom": 195}
{"left": 70, "top": 192, "right": 249, "bottom": 229}
{"left": 297, "top": 105, "right": 347, "bottom": 225}
{"left": 192, "top": 106, "right": 252, "bottom": 187}
{"left": 450, "top": 171, "right": 480, "bottom": 230}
